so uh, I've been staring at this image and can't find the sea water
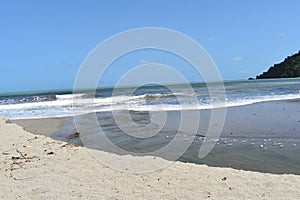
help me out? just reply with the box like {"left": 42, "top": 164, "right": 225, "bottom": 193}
{"left": 0, "top": 78, "right": 299, "bottom": 119}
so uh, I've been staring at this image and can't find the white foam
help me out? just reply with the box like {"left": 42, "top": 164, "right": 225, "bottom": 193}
{"left": 1, "top": 93, "right": 300, "bottom": 119}
{"left": 56, "top": 93, "right": 85, "bottom": 100}
{"left": 0, "top": 99, "right": 73, "bottom": 110}
{"left": 224, "top": 94, "right": 300, "bottom": 108}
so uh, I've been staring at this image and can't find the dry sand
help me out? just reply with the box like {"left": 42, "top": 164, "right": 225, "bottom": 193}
{"left": 1, "top": 116, "right": 300, "bottom": 199}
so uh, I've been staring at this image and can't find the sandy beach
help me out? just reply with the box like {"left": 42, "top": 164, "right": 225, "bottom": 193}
{"left": 1, "top": 116, "right": 300, "bottom": 199}
{"left": 2, "top": 1, "right": 300, "bottom": 199}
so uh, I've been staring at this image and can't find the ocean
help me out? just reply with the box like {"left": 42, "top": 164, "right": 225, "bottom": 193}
{"left": 1, "top": 78, "right": 300, "bottom": 119}
{"left": 1, "top": 78, "right": 300, "bottom": 174}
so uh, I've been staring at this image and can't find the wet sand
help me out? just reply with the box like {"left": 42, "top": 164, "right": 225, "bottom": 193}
{"left": 13, "top": 117, "right": 72, "bottom": 137}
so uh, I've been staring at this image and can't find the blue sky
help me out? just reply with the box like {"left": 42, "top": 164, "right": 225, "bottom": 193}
{"left": 1, "top": 0, "right": 300, "bottom": 92}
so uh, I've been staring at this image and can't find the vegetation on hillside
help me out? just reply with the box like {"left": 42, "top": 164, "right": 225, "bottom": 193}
{"left": 256, "top": 51, "right": 300, "bottom": 79}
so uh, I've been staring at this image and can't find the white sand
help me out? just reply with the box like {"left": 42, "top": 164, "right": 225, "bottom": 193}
{"left": 1, "top": 116, "right": 300, "bottom": 199}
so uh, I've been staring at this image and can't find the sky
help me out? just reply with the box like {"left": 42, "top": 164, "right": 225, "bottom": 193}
{"left": 1, "top": 0, "right": 300, "bottom": 92}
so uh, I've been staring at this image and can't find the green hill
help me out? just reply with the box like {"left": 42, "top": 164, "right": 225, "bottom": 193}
{"left": 256, "top": 51, "right": 300, "bottom": 79}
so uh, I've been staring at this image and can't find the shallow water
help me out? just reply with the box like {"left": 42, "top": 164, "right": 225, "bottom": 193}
{"left": 53, "top": 99, "right": 300, "bottom": 174}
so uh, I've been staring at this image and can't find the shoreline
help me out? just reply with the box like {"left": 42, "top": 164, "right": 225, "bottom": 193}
{"left": 8, "top": 99, "right": 300, "bottom": 175}
{"left": 11, "top": 98, "right": 300, "bottom": 140}
{"left": 11, "top": 98, "right": 300, "bottom": 134}
{"left": 1, "top": 116, "right": 300, "bottom": 199}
